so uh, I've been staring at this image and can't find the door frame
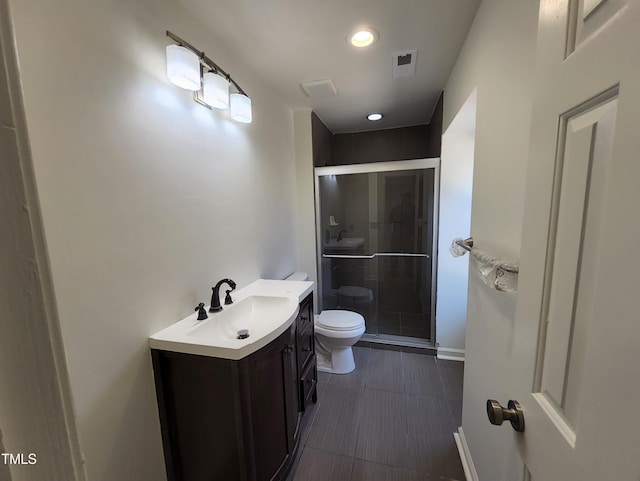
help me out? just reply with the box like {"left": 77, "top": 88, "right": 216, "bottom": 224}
{"left": 0, "top": 0, "right": 85, "bottom": 479}
{"left": 314, "top": 157, "right": 441, "bottom": 344}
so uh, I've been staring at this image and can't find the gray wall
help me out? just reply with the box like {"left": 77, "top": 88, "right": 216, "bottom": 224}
{"left": 312, "top": 93, "right": 443, "bottom": 167}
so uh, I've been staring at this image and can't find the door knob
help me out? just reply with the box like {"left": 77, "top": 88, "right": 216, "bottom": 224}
{"left": 486, "top": 399, "right": 525, "bottom": 432}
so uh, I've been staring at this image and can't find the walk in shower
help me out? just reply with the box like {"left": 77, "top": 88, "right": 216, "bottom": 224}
{"left": 315, "top": 158, "right": 439, "bottom": 344}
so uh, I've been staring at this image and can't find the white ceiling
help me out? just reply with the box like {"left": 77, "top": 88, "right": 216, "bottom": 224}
{"left": 178, "top": 0, "right": 481, "bottom": 134}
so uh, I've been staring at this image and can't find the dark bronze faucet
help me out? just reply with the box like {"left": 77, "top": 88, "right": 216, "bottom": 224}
{"left": 210, "top": 278, "right": 236, "bottom": 312}
{"left": 337, "top": 229, "right": 347, "bottom": 241}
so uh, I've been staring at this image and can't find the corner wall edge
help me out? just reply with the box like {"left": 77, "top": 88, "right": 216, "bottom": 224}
{"left": 454, "top": 426, "right": 479, "bottom": 481}
{"left": 437, "top": 347, "right": 465, "bottom": 361}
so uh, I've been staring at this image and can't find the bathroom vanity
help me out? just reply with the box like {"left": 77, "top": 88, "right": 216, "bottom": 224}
{"left": 150, "top": 280, "right": 316, "bottom": 481}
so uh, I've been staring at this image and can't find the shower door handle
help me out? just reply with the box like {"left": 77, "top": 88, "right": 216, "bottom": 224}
{"left": 375, "top": 252, "right": 430, "bottom": 258}
{"left": 323, "top": 254, "right": 376, "bottom": 259}
{"left": 323, "top": 252, "right": 430, "bottom": 259}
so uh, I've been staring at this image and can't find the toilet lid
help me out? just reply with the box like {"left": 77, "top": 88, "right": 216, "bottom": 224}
{"left": 317, "top": 310, "right": 365, "bottom": 331}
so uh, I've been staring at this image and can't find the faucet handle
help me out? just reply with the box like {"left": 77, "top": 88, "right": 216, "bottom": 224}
{"left": 195, "top": 302, "right": 208, "bottom": 320}
{"left": 224, "top": 289, "right": 233, "bottom": 305}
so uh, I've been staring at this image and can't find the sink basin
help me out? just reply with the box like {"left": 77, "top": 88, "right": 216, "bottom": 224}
{"left": 324, "top": 237, "right": 365, "bottom": 251}
{"left": 149, "top": 287, "right": 305, "bottom": 360}
{"left": 188, "top": 295, "right": 296, "bottom": 343}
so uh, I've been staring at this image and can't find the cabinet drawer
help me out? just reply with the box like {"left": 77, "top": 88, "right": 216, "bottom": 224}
{"left": 300, "top": 355, "right": 317, "bottom": 410}
{"left": 297, "top": 324, "right": 314, "bottom": 371}
{"left": 297, "top": 296, "right": 313, "bottom": 333}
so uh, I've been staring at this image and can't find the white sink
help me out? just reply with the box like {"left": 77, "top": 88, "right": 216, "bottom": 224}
{"left": 188, "top": 295, "right": 296, "bottom": 343}
{"left": 324, "top": 237, "right": 365, "bottom": 251}
{"left": 149, "top": 279, "right": 314, "bottom": 360}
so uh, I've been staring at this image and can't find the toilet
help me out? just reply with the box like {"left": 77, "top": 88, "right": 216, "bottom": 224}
{"left": 286, "top": 272, "right": 366, "bottom": 374}
{"left": 314, "top": 310, "right": 365, "bottom": 374}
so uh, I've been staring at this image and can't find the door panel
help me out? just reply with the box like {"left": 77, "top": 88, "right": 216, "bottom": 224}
{"left": 568, "top": 0, "right": 628, "bottom": 55}
{"left": 514, "top": 1, "right": 640, "bottom": 479}
{"left": 539, "top": 93, "right": 618, "bottom": 432}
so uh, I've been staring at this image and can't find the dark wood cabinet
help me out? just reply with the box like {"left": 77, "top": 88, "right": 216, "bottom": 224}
{"left": 246, "top": 328, "right": 294, "bottom": 481}
{"left": 283, "top": 325, "right": 301, "bottom": 453}
{"left": 152, "top": 293, "right": 316, "bottom": 481}
{"left": 295, "top": 295, "right": 317, "bottom": 410}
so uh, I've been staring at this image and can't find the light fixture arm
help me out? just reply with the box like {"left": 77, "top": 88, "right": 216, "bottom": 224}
{"left": 166, "top": 30, "right": 248, "bottom": 97}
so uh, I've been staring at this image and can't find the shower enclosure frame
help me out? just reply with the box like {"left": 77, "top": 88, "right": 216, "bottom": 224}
{"left": 314, "top": 157, "right": 440, "bottom": 346}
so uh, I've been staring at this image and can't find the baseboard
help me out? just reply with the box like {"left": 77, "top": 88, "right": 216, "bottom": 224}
{"left": 454, "top": 426, "right": 479, "bottom": 481}
{"left": 437, "top": 347, "right": 465, "bottom": 361}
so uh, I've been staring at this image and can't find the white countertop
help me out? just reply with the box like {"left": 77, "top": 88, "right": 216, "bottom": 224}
{"left": 233, "top": 278, "right": 314, "bottom": 303}
{"left": 149, "top": 279, "right": 314, "bottom": 360}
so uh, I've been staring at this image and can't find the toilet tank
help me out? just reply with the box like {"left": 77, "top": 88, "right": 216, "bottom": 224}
{"left": 286, "top": 272, "right": 309, "bottom": 281}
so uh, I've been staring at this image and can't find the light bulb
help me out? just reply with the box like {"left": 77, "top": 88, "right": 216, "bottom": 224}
{"left": 348, "top": 28, "right": 379, "bottom": 48}
{"left": 203, "top": 72, "right": 230, "bottom": 109}
{"left": 166, "top": 45, "right": 201, "bottom": 91}
{"left": 230, "top": 93, "right": 252, "bottom": 124}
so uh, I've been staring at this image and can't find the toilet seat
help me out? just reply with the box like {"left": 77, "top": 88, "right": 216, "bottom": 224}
{"left": 317, "top": 310, "right": 365, "bottom": 331}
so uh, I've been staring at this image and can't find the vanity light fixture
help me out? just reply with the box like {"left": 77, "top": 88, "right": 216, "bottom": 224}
{"left": 367, "top": 113, "right": 383, "bottom": 121}
{"left": 348, "top": 27, "right": 379, "bottom": 48}
{"left": 166, "top": 44, "right": 201, "bottom": 90}
{"left": 165, "top": 31, "right": 252, "bottom": 123}
{"left": 203, "top": 71, "right": 230, "bottom": 109}
{"left": 230, "top": 93, "right": 252, "bottom": 124}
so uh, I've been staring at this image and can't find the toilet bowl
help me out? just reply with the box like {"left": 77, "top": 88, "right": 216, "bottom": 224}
{"left": 285, "top": 272, "right": 366, "bottom": 374}
{"left": 315, "top": 310, "right": 365, "bottom": 374}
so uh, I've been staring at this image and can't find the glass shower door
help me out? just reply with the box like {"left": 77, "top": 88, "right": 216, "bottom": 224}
{"left": 315, "top": 159, "right": 439, "bottom": 343}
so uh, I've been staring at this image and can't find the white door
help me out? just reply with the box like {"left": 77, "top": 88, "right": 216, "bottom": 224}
{"left": 496, "top": 1, "right": 640, "bottom": 479}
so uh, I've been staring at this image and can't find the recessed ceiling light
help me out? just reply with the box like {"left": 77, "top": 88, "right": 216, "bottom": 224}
{"left": 348, "top": 27, "right": 379, "bottom": 48}
{"left": 367, "top": 113, "right": 383, "bottom": 121}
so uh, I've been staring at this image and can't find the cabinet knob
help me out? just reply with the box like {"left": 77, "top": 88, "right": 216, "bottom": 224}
{"left": 302, "top": 347, "right": 311, "bottom": 353}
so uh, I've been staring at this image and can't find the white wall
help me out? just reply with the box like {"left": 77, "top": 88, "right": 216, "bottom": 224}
{"left": 443, "top": 0, "right": 539, "bottom": 479}
{"left": 0, "top": 1, "right": 84, "bottom": 479}
{"left": 293, "top": 109, "right": 318, "bottom": 300}
{"left": 0, "top": 430, "right": 10, "bottom": 481}
{"left": 7, "top": 0, "right": 298, "bottom": 479}
{"left": 436, "top": 90, "right": 476, "bottom": 356}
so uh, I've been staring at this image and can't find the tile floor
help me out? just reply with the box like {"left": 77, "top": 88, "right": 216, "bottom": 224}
{"left": 291, "top": 346, "right": 465, "bottom": 481}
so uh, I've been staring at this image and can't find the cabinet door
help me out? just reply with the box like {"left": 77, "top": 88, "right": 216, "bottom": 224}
{"left": 283, "top": 324, "right": 300, "bottom": 452}
{"left": 248, "top": 333, "right": 288, "bottom": 481}
{"left": 248, "top": 328, "right": 299, "bottom": 481}
{"left": 151, "top": 350, "right": 243, "bottom": 481}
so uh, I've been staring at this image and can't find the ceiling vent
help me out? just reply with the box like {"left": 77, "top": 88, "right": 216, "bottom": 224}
{"left": 392, "top": 49, "right": 418, "bottom": 78}
{"left": 301, "top": 79, "right": 338, "bottom": 98}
